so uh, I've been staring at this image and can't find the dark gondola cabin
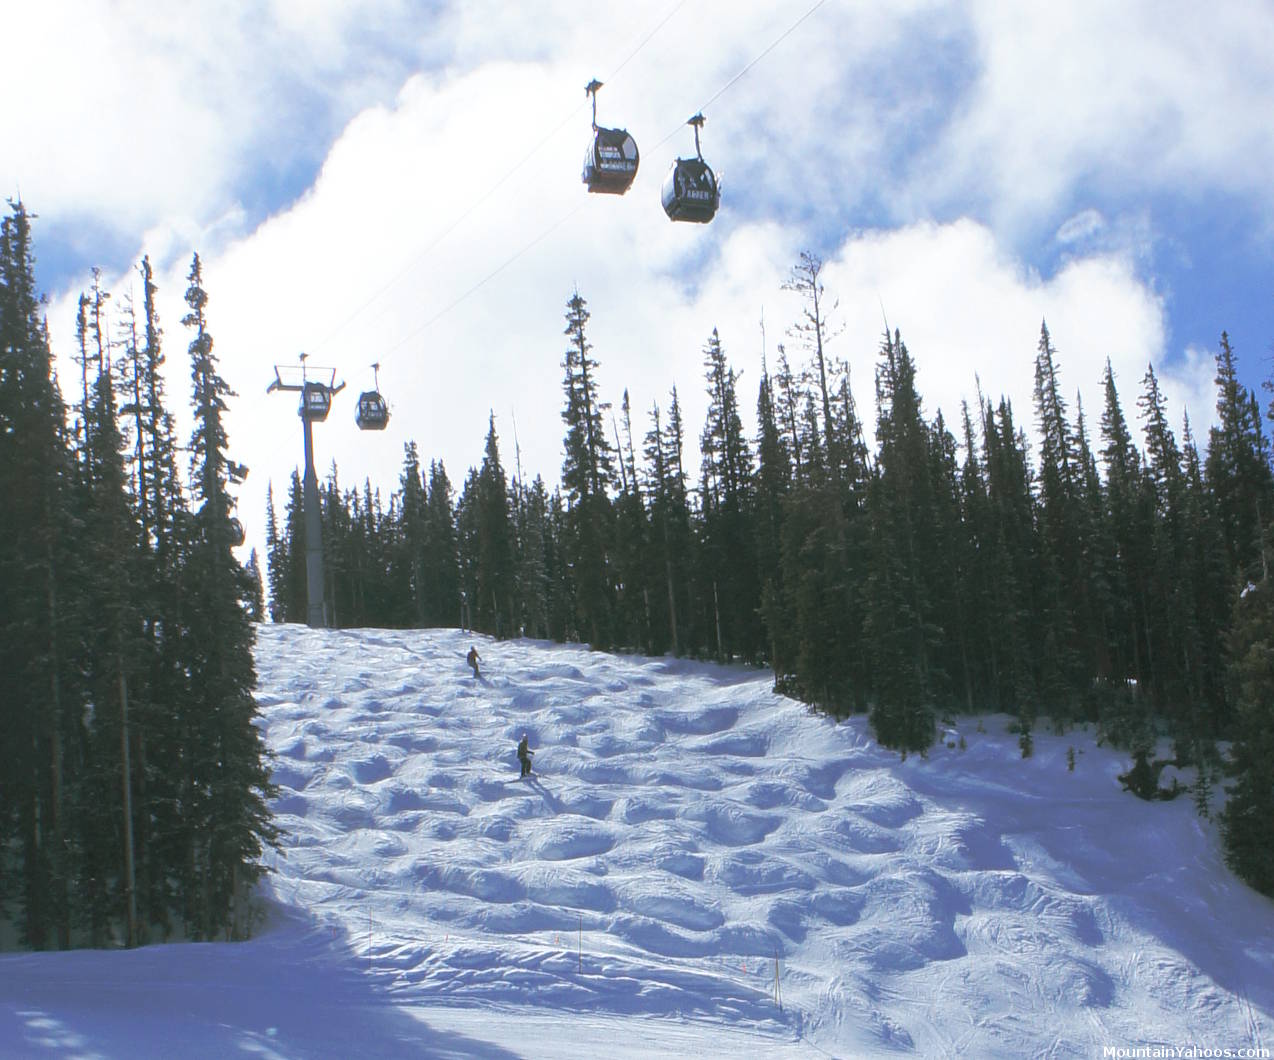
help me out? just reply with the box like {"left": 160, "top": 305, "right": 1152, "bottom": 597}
{"left": 228, "top": 517, "right": 246, "bottom": 548}
{"left": 356, "top": 390, "right": 390, "bottom": 431}
{"left": 662, "top": 158, "right": 720, "bottom": 223}
{"left": 662, "top": 113, "right": 719, "bottom": 224}
{"left": 356, "top": 364, "right": 390, "bottom": 431}
{"left": 301, "top": 382, "right": 331, "bottom": 422}
{"left": 583, "top": 128, "right": 639, "bottom": 194}
{"left": 581, "top": 79, "right": 638, "bottom": 195}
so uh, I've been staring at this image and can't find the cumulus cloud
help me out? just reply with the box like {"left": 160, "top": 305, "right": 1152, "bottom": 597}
{"left": 910, "top": 1, "right": 1274, "bottom": 236}
{"left": 1, "top": 0, "right": 434, "bottom": 249}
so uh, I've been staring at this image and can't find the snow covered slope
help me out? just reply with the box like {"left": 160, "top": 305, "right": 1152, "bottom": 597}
{"left": 3, "top": 624, "right": 1273, "bottom": 1058}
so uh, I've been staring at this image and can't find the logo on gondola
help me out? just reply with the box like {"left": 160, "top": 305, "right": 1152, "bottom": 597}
{"left": 599, "top": 152, "right": 636, "bottom": 171}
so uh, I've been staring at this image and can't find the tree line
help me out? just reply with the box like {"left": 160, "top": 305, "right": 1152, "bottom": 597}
{"left": 0, "top": 202, "right": 277, "bottom": 950}
{"left": 270, "top": 257, "right": 1274, "bottom": 897}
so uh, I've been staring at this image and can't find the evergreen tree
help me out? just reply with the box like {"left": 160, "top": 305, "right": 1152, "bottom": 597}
{"left": 74, "top": 269, "right": 149, "bottom": 946}
{"left": 276, "top": 471, "right": 309, "bottom": 621}
{"left": 423, "top": 460, "right": 460, "bottom": 627}
{"left": 1030, "top": 323, "right": 1085, "bottom": 719}
{"left": 121, "top": 254, "right": 191, "bottom": 941}
{"left": 1098, "top": 359, "right": 1155, "bottom": 706}
{"left": 513, "top": 475, "right": 553, "bottom": 640}
{"left": 264, "top": 483, "right": 287, "bottom": 621}
{"left": 179, "top": 253, "right": 278, "bottom": 939}
{"left": 396, "top": 442, "right": 429, "bottom": 626}
{"left": 863, "top": 330, "right": 940, "bottom": 751}
{"left": 1138, "top": 363, "right": 1195, "bottom": 718}
{"left": 1180, "top": 413, "right": 1231, "bottom": 741}
{"left": 1221, "top": 578, "right": 1274, "bottom": 896}
{"left": 0, "top": 201, "right": 80, "bottom": 948}
{"left": 953, "top": 399, "right": 998, "bottom": 710}
{"left": 559, "top": 291, "right": 615, "bottom": 647}
{"left": 611, "top": 390, "right": 651, "bottom": 651}
{"left": 1206, "top": 333, "right": 1274, "bottom": 584}
{"left": 244, "top": 548, "right": 266, "bottom": 622}
{"left": 455, "top": 466, "right": 481, "bottom": 631}
{"left": 698, "top": 328, "right": 759, "bottom": 660}
{"left": 475, "top": 414, "right": 516, "bottom": 636}
{"left": 754, "top": 359, "right": 794, "bottom": 673}
{"left": 642, "top": 389, "right": 697, "bottom": 655}
{"left": 981, "top": 397, "right": 1040, "bottom": 716}
{"left": 782, "top": 252, "right": 843, "bottom": 473}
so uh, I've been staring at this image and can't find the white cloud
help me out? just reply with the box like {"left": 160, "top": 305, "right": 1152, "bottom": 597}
{"left": 910, "top": 1, "right": 1274, "bottom": 235}
{"left": 23, "top": 3, "right": 1256, "bottom": 572}
{"left": 1056, "top": 209, "right": 1105, "bottom": 247}
{"left": 1, "top": 0, "right": 433, "bottom": 242}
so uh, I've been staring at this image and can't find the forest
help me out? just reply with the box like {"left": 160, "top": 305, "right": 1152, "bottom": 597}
{"left": 0, "top": 203, "right": 276, "bottom": 950}
{"left": 3, "top": 196, "right": 1272, "bottom": 957}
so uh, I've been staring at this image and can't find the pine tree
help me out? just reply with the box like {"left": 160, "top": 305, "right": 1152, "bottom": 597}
{"left": 862, "top": 330, "right": 940, "bottom": 751}
{"left": 179, "top": 253, "right": 278, "bottom": 939}
{"left": 122, "top": 253, "right": 191, "bottom": 941}
{"left": 782, "top": 252, "right": 843, "bottom": 474}
{"left": 455, "top": 466, "right": 481, "bottom": 630}
{"left": 0, "top": 201, "right": 80, "bottom": 948}
{"left": 1031, "top": 323, "right": 1085, "bottom": 720}
{"left": 560, "top": 291, "right": 615, "bottom": 647}
{"left": 475, "top": 414, "right": 516, "bottom": 636}
{"left": 754, "top": 358, "right": 793, "bottom": 673}
{"left": 698, "top": 328, "right": 759, "bottom": 660}
{"left": 394, "top": 442, "right": 428, "bottom": 626}
{"left": 642, "top": 389, "right": 698, "bottom": 655}
{"left": 611, "top": 390, "right": 651, "bottom": 651}
{"left": 513, "top": 475, "right": 553, "bottom": 640}
{"left": 981, "top": 397, "right": 1040, "bottom": 717}
{"left": 75, "top": 271, "right": 146, "bottom": 945}
{"left": 1221, "top": 578, "right": 1274, "bottom": 896}
{"left": 1098, "top": 359, "right": 1155, "bottom": 707}
{"left": 424, "top": 460, "right": 460, "bottom": 627}
{"left": 244, "top": 549, "right": 266, "bottom": 622}
{"left": 1206, "top": 333, "right": 1274, "bottom": 584}
{"left": 1138, "top": 363, "right": 1194, "bottom": 717}
{"left": 1180, "top": 413, "right": 1230, "bottom": 742}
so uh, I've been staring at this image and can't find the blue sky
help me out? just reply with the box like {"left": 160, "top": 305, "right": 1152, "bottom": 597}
{"left": 4, "top": 1, "right": 1272, "bottom": 559}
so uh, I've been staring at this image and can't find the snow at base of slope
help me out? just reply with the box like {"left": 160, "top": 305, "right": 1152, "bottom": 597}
{"left": 2, "top": 623, "right": 1271, "bottom": 1060}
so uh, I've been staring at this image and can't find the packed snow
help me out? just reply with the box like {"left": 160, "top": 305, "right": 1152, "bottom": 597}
{"left": 3, "top": 624, "right": 1273, "bottom": 1058}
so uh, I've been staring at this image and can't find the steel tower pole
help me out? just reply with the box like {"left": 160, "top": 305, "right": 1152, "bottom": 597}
{"left": 301, "top": 407, "right": 327, "bottom": 628}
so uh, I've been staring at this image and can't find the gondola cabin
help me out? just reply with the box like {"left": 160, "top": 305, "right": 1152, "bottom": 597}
{"left": 662, "top": 112, "right": 719, "bottom": 224}
{"left": 356, "top": 390, "right": 390, "bottom": 431}
{"left": 228, "top": 517, "right": 245, "bottom": 548}
{"left": 301, "top": 381, "right": 331, "bottom": 422}
{"left": 661, "top": 158, "right": 720, "bottom": 223}
{"left": 581, "top": 78, "right": 638, "bottom": 195}
{"left": 583, "top": 128, "right": 639, "bottom": 194}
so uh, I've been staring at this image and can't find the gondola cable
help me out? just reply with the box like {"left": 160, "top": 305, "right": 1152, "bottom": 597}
{"left": 648, "top": 0, "right": 830, "bottom": 156}
{"left": 305, "top": 0, "right": 691, "bottom": 361}
{"left": 379, "top": 0, "right": 833, "bottom": 354}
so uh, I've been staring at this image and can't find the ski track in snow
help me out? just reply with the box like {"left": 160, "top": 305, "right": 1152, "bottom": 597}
{"left": 4, "top": 623, "right": 1274, "bottom": 1059}
{"left": 246, "top": 626, "right": 1274, "bottom": 1057}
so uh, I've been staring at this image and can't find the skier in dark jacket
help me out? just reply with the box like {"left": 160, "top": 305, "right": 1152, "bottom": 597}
{"left": 517, "top": 733, "right": 533, "bottom": 777}
{"left": 466, "top": 645, "right": 481, "bottom": 678}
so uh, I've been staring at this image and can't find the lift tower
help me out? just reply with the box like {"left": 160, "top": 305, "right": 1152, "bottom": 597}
{"left": 268, "top": 356, "right": 344, "bottom": 627}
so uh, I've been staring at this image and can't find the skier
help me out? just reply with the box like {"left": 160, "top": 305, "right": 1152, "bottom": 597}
{"left": 517, "top": 733, "right": 534, "bottom": 778}
{"left": 466, "top": 645, "right": 481, "bottom": 679}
